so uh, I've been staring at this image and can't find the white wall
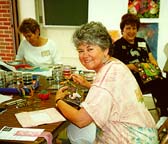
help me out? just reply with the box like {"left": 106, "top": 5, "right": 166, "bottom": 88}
{"left": 88, "top": 0, "right": 128, "bottom": 30}
{"left": 157, "top": 0, "right": 168, "bottom": 70}
{"left": 17, "top": 0, "right": 168, "bottom": 72}
{"left": 17, "top": 0, "right": 36, "bottom": 21}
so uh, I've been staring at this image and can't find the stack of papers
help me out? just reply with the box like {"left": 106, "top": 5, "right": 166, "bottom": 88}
{"left": 15, "top": 108, "right": 66, "bottom": 127}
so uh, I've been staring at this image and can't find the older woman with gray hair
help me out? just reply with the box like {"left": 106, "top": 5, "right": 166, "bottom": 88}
{"left": 55, "top": 21, "right": 158, "bottom": 143}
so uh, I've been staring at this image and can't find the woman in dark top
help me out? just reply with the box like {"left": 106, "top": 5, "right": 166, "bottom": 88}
{"left": 113, "top": 13, "right": 168, "bottom": 117}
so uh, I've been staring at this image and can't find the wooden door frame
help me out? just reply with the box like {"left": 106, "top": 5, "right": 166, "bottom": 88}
{"left": 11, "top": 0, "right": 20, "bottom": 53}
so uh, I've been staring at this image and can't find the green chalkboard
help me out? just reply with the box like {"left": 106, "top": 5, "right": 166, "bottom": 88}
{"left": 43, "top": 0, "right": 88, "bottom": 26}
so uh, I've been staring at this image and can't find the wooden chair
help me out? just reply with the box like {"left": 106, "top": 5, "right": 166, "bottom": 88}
{"left": 158, "top": 118, "right": 168, "bottom": 144}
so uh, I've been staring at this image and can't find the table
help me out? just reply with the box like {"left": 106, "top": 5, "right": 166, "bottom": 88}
{"left": 0, "top": 76, "right": 66, "bottom": 144}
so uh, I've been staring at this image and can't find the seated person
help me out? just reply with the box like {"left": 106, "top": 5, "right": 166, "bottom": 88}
{"left": 15, "top": 18, "right": 62, "bottom": 67}
{"left": 113, "top": 13, "right": 168, "bottom": 117}
{"left": 55, "top": 21, "right": 158, "bottom": 143}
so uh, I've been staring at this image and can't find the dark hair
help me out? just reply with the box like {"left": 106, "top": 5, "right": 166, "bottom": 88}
{"left": 120, "top": 13, "right": 140, "bottom": 32}
{"left": 73, "top": 21, "right": 113, "bottom": 55}
{"left": 19, "top": 18, "right": 40, "bottom": 34}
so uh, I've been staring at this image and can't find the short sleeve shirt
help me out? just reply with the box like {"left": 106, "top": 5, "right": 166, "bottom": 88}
{"left": 15, "top": 39, "right": 62, "bottom": 67}
{"left": 81, "top": 59, "right": 158, "bottom": 144}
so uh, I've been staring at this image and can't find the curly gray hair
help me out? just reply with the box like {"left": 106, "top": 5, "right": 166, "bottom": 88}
{"left": 73, "top": 21, "right": 113, "bottom": 53}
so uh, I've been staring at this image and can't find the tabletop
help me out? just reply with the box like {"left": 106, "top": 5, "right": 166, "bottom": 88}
{"left": 0, "top": 76, "right": 66, "bottom": 144}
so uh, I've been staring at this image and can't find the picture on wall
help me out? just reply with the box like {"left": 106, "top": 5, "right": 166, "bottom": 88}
{"left": 128, "top": 0, "right": 160, "bottom": 18}
{"left": 137, "top": 23, "right": 158, "bottom": 59}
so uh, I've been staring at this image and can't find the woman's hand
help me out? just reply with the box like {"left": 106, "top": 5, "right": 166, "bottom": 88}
{"left": 71, "top": 74, "right": 91, "bottom": 89}
{"left": 55, "top": 86, "right": 69, "bottom": 103}
{"left": 127, "top": 63, "right": 139, "bottom": 72}
{"left": 148, "top": 52, "right": 158, "bottom": 67}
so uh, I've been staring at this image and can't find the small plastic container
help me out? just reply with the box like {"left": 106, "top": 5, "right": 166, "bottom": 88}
{"left": 38, "top": 90, "right": 50, "bottom": 100}
{"left": 63, "top": 65, "right": 72, "bottom": 79}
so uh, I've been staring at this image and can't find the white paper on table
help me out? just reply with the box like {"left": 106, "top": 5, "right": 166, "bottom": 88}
{"left": 0, "top": 61, "right": 16, "bottom": 71}
{"left": 0, "top": 94, "right": 13, "bottom": 104}
{"left": 0, "top": 126, "right": 44, "bottom": 141}
{"left": 15, "top": 107, "right": 66, "bottom": 127}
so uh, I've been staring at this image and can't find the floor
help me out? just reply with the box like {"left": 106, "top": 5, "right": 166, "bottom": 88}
{"left": 56, "top": 93, "right": 161, "bottom": 143}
